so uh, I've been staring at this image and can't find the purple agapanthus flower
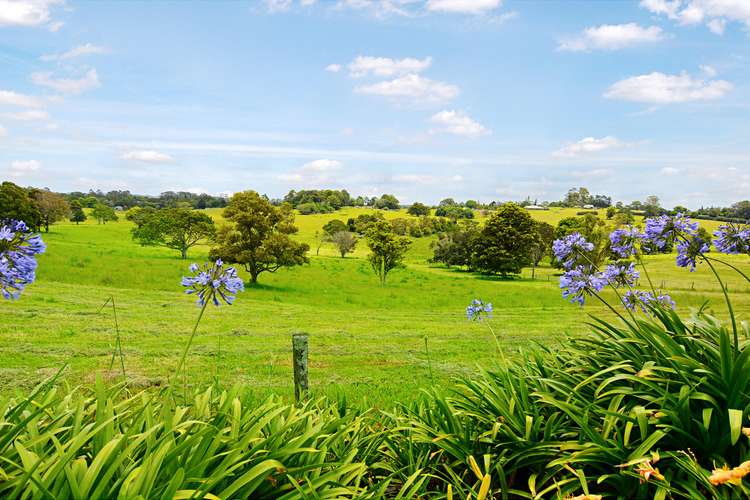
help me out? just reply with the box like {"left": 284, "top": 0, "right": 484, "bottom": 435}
{"left": 182, "top": 259, "right": 244, "bottom": 306}
{"left": 560, "top": 266, "right": 606, "bottom": 306}
{"left": 553, "top": 232, "right": 594, "bottom": 270}
{"left": 676, "top": 236, "right": 710, "bottom": 272}
{"left": 466, "top": 298, "right": 493, "bottom": 321}
{"left": 0, "top": 220, "right": 46, "bottom": 300}
{"left": 622, "top": 289, "right": 675, "bottom": 314}
{"left": 609, "top": 226, "right": 643, "bottom": 258}
{"left": 643, "top": 214, "right": 698, "bottom": 251}
{"left": 713, "top": 224, "right": 750, "bottom": 255}
{"left": 602, "top": 262, "right": 639, "bottom": 288}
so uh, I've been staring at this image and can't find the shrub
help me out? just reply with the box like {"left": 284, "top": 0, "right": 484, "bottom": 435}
{"left": 0, "top": 381, "right": 389, "bottom": 499}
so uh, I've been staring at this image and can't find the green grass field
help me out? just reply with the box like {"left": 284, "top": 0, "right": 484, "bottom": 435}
{"left": 1, "top": 207, "right": 748, "bottom": 407}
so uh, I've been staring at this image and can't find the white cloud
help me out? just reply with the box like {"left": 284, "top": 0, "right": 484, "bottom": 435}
{"left": 558, "top": 23, "right": 666, "bottom": 52}
{"left": 265, "top": 0, "right": 293, "bottom": 13}
{"left": 641, "top": 0, "right": 750, "bottom": 34}
{"left": 0, "top": 0, "right": 62, "bottom": 28}
{"left": 9, "top": 159, "right": 41, "bottom": 177}
{"left": 661, "top": 166, "right": 680, "bottom": 175}
{"left": 426, "top": 0, "right": 501, "bottom": 14}
{"left": 429, "top": 110, "right": 489, "bottom": 137}
{"left": 0, "top": 125, "right": 6, "bottom": 137}
{"left": 335, "top": 0, "right": 413, "bottom": 17}
{"left": 31, "top": 69, "right": 101, "bottom": 95}
{"left": 348, "top": 55, "right": 432, "bottom": 78}
{"left": 604, "top": 71, "right": 732, "bottom": 104}
{"left": 325, "top": 63, "right": 342, "bottom": 73}
{"left": 699, "top": 64, "right": 717, "bottom": 77}
{"left": 570, "top": 168, "right": 614, "bottom": 179}
{"left": 301, "top": 158, "right": 343, "bottom": 172}
{"left": 279, "top": 158, "right": 344, "bottom": 185}
{"left": 554, "top": 136, "right": 624, "bottom": 157}
{"left": 2, "top": 110, "right": 49, "bottom": 121}
{"left": 355, "top": 73, "right": 459, "bottom": 104}
{"left": 120, "top": 150, "right": 175, "bottom": 164}
{"left": 0, "top": 90, "right": 46, "bottom": 108}
{"left": 40, "top": 43, "right": 108, "bottom": 62}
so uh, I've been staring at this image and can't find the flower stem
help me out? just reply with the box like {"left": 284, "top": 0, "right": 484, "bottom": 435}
{"left": 705, "top": 255, "right": 750, "bottom": 284}
{"left": 703, "top": 258, "right": 738, "bottom": 350}
{"left": 176, "top": 300, "right": 209, "bottom": 398}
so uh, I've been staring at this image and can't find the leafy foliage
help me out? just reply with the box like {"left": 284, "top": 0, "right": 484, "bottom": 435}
{"left": 91, "top": 203, "right": 119, "bottom": 225}
{"left": 130, "top": 207, "right": 215, "bottom": 259}
{"left": 210, "top": 191, "right": 309, "bottom": 283}
{"left": 0, "top": 381, "right": 392, "bottom": 499}
{"left": 30, "top": 190, "right": 70, "bottom": 232}
{"left": 382, "top": 309, "right": 750, "bottom": 498}
{"left": 472, "top": 203, "right": 539, "bottom": 276}
{"left": 69, "top": 200, "right": 87, "bottom": 224}
{"left": 0, "top": 182, "right": 42, "bottom": 231}
{"left": 365, "top": 221, "right": 411, "bottom": 285}
{"left": 331, "top": 231, "right": 358, "bottom": 258}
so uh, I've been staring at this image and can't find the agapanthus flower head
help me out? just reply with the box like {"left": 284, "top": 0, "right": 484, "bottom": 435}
{"left": 676, "top": 236, "right": 710, "bottom": 272}
{"left": 181, "top": 259, "right": 244, "bottom": 306}
{"left": 609, "top": 226, "right": 642, "bottom": 258}
{"left": 643, "top": 213, "right": 698, "bottom": 251}
{"left": 0, "top": 219, "right": 46, "bottom": 300}
{"left": 466, "top": 298, "right": 493, "bottom": 321}
{"left": 552, "top": 232, "right": 594, "bottom": 270}
{"left": 602, "top": 262, "right": 639, "bottom": 288}
{"left": 713, "top": 224, "right": 750, "bottom": 255}
{"left": 560, "top": 266, "right": 606, "bottom": 306}
{"left": 622, "top": 289, "right": 675, "bottom": 314}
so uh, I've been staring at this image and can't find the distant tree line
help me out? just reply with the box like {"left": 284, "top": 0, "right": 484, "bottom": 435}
{"left": 66, "top": 189, "right": 229, "bottom": 211}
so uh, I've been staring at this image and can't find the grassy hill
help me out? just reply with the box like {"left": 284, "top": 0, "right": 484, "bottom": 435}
{"left": 0, "top": 206, "right": 746, "bottom": 406}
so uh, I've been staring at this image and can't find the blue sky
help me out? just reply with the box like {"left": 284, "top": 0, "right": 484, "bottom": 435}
{"left": 1, "top": 0, "right": 749, "bottom": 208}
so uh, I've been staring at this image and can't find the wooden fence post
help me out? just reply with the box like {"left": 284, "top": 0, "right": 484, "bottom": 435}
{"left": 292, "top": 333, "right": 309, "bottom": 402}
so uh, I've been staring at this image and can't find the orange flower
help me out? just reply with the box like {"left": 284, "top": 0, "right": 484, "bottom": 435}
{"left": 565, "top": 495, "right": 603, "bottom": 500}
{"left": 710, "top": 461, "right": 750, "bottom": 486}
{"left": 636, "top": 460, "right": 664, "bottom": 483}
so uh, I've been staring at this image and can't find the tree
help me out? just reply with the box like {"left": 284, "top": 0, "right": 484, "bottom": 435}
{"left": 131, "top": 208, "right": 215, "bottom": 259}
{"left": 530, "top": 221, "right": 555, "bottom": 279}
{"left": 430, "top": 222, "right": 479, "bottom": 269}
{"left": 209, "top": 191, "right": 309, "bottom": 283}
{"left": 331, "top": 231, "right": 357, "bottom": 258}
{"left": 366, "top": 221, "right": 411, "bottom": 285}
{"left": 31, "top": 190, "right": 70, "bottom": 232}
{"left": 374, "top": 194, "right": 399, "bottom": 210}
{"left": 472, "top": 203, "right": 539, "bottom": 276}
{"left": 564, "top": 187, "right": 591, "bottom": 207}
{"left": 70, "top": 200, "right": 87, "bottom": 224}
{"left": 0, "top": 182, "right": 42, "bottom": 230}
{"left": 322, "top": 219, "right": 347, "bottom": 236}
{"left": 407, "top": 202, "right": 430, "bottom": 217}
{"left": 554, "top": 214, "right": 610, "bottom": 267}
{"left": 91, "top": 203, "right": 118, "bottom": 224}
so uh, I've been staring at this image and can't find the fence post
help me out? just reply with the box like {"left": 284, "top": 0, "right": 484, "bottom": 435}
{"left": 292, "top": 333, "right": 309, "bottom": 402}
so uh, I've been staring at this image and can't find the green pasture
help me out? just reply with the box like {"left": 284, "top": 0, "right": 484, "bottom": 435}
{"left": 0, "top": 206, "right": 747, "bottom": 406}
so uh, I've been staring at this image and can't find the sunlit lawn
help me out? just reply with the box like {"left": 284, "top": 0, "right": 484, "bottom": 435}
{"left": 0, "top": 207, "right": 746, "bottom": 407}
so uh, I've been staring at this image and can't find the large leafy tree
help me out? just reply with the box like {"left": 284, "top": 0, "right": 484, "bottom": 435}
{"left": 472, "top": 203, "right": 539, "bottom": 276}
{"left": 430, "top": 221, "right": 479, "bottom": 269}
{"left": 131, "top": 207, "right": 215, "bottom": 259}
{"left": 91, "top": 203, "right": 118, "bottom": 224}
{"left": 407, "top": 202, "right": 430, "bottom": 217}
{"left": 331, "top": 231, "right": 357, "bottom": 258}
{"left": 69, "top": 200, "right": 87, "bottom": 224}
{"left": 366, "top": 221, "right": 411, "bottom": 285}
{"left": 30, "top": 189, "right": 70, "bottom": 232}
{"left": 209, "top": 191, "right": 309, "bottom": 283}
{"left": 0, "top": 182, "right": 42, "bottom": 230}
{"left": 530, "top": 221, "right": 555, "bottom": 279}
{"left": 554, "top": 214, "right": 611, "bottom": 265}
